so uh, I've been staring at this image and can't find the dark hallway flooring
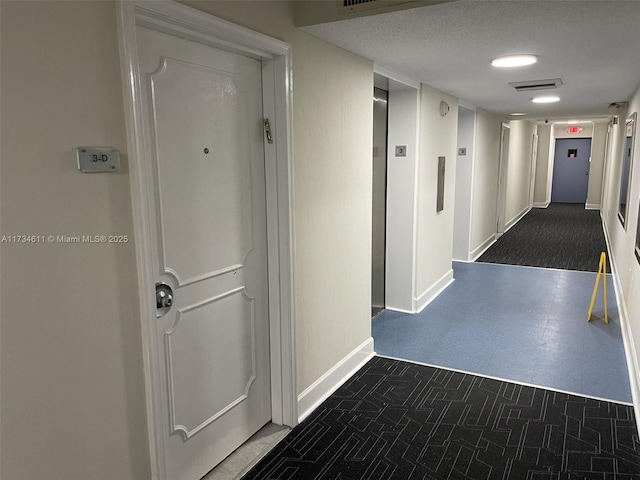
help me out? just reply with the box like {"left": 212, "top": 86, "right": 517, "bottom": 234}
{"left": 477, "top": 203, "right": 607, "bottom": 272}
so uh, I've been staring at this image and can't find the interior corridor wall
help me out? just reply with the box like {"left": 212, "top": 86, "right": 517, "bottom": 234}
{"left": 534, "top": 123, "right": 607, "bottom": 209}
{"left": 505, "top": 120, "right": 536, "bottom": 226}
{"left": 1, "top": 3, "right": 149, "bottom": 479}
{"left": 469, "top": 109, "right": 505, "bottom": 258}
{"left": 386, "top": 87, "right": 419, "bottom": 312}
{"left": 453, "top": 107, "right": 475, "bottom": 261}
{"left": 601, "top": 83, "right": 640, "bottom": 409}
{"left": 265, "top": 19, "right": 374, "bottom": 397}
{"left": 587, "top": 123, "right": 608, "bottom": 209}
{"left": 415, "top": 85, "right": 458, "bottom": 307}
{"left": 1, "top": 1, "right": 374, "bottom": 478}
{"left": 533, "top": 123, "right": 552, "bottom": 207}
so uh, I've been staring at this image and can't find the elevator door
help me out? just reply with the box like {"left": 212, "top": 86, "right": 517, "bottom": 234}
{"left": 372, "top": 88, "right": 388, "bottom": 317}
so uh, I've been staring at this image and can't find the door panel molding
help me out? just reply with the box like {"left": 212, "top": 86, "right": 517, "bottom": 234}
{"left": 148, "top": 54, "right": 254, "bottom": 286}
{"left": 165, "top": 287, "right": 256, "bottom": 441}
{"left": 117, "top": 2, "right": 296, "bottom": 479}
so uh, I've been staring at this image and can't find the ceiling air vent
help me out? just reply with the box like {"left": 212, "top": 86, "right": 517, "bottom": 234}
{"left": 339, "top": 0, "right": 418, "bottom": 14}
{"left": 344, "top": 0, "right": 377, "bottom": 6}
{"left": 509, "top": 78, "right": 563, "bottom": 92}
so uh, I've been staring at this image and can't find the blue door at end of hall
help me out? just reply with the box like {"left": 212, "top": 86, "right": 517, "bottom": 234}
{"left": 551, "top": 138, "right": 592, "bottom": 203}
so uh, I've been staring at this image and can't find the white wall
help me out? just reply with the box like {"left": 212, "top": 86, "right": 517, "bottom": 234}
{"left": 587, "top": 123, "right": 608, "bottom": 208}
{"left": 453, "top": 107, "right": 475, "bottom": 261}
{"left": 386, "top": 85, "right": 420, "bottom": 312}
{"left": 182, "top": 0, "right": 375, "bottom": 391}
{"left": 1, "top": 1, "right": 375, "bottom": 478}
{"left": 290, "top": 31, "right": 373, "bottom": 392}
{"left": 505, "top": 120, "right": 536, "bottom": 227}
{"left": 534, "top": 124, "right": 552, "bottom": 207}
{"left": 1, "top": 2, "right": 150, "bottom": 479}
{"left": 459, "top": 110, "right": 532, "bottom": 260}
{"left": 415, "top": 85, "right": 458, "bottom": 309}
{"left": 469, "top": 109, "right": 504, "bottom": 258}
{"left": 534, "top": 122, "right": 608, "bottom": 209}
{"left": 601, "top": 83, "right": 640, "bottom": 421}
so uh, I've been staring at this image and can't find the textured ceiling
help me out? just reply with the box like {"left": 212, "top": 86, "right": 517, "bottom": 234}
{"left": 302, "top": 0, "right": 640, "bottom": 121}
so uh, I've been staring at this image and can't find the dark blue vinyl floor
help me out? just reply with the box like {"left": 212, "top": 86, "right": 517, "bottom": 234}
{"left": 373, "top": 262, "right": 632, "bottom": 403}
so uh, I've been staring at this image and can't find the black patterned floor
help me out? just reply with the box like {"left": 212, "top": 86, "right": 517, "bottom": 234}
{"left": 477, "top": 203, "right": 608, "bottom": 272}
{"left": 242, "top": 357, "right": 640, "bottom": 480}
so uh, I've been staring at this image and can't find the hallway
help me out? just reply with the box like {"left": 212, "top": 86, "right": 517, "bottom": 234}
{"left": 3, "top": 2, "right": 640, "bottom": 480}
{"left": 374, "top": 203, "right": 631, "bottom": 404}
{"left": 373, "top": 261, "right": 631, "bottom": 403}
{"left": 476, "top": 203, "right": 608, "bottom": 272}
{"left": 242, "top": 256, "right": 636, "bottom": 479}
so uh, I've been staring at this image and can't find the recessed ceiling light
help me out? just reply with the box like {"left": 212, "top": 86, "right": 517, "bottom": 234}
{"left": 510, "top": 113, "right": 527, "bottom": 116}
{"left": 491, "top": 54, "right": 538, "bottom": 68}
{"left": 532, "top": 95, "right": 560, "bottom": 103}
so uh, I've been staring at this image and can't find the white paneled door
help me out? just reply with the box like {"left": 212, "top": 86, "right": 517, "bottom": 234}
{"left": 137, "top": 25, "right": 271, "bottom": 480}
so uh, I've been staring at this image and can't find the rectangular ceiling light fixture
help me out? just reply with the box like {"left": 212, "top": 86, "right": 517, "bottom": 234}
{"left": 509, "top": 78, "right": 563, "bottom": 92}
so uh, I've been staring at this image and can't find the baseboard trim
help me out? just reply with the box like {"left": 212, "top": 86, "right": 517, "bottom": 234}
{"left": 452, "top": 257, "right": 472, "bottom": 263}
{"left": 470, "top": 235, "right": 497, "bottom": 262}
{"left": 413, "top": 269, "right": 454, "bottom": 313}
{"left": 602, "top": 219, "right": 640, "bottom": 436}
{"left": 532, "top": 201, "right": 550, "bottom": 208}
{"left": 385, "top": 306, "right": 414, "bottom": 314}
{"left": 585, "top": 203, "right": 601, "bottom": 210}
{"left": 297, "top": 338, "right": 375, "bottom": 422}
{"left": 505, "top": 206, "right": 530, "bottom": 233}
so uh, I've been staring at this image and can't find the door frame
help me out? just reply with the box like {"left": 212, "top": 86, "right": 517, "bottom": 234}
{"left": 550, "top": 137, "right": 592, "bottom": 204}
{"left": 529, "top": 133, "right": 539, "bottom": 208}
{"left": 496, "top": 122, "right": 510, "bottom": 237}
{"left": 371, "top": 85, "right": 388, "bottom": 314}
{"left": 601, "top": 125, "right": 612, "bottom": 216}
{"left": 117, "top": 2, "right": 297, "bottom": 478}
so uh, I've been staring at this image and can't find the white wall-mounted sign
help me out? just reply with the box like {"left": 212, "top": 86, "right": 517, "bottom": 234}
{"left": 76, "top": 147, "right": 120, "bottom": 172}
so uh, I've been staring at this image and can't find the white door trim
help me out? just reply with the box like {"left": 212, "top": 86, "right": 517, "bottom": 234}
{"left": 496, "top": 122, "right": 510, "bottom": 236}
{"left": 529, "top": 133, "right": 539, "bottom": 208}
{"left": 117, "top": 2, "right": 297, "bottom": 478}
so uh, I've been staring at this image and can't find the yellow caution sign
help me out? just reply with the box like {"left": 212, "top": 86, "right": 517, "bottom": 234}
{"left": 587, "top": 251, "right": 609, "bottom": 324}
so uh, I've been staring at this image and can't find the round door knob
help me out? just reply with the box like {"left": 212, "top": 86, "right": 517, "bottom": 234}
{"left": 156, "top": 289, "right": 173, "bottom": 308}
{"left": 155, "top": 283, "right": 174, "bottom": 317}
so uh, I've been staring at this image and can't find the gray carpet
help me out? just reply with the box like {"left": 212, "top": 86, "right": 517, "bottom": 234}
{"left": 477, "top": 203, "right": 608, "bottom": 272}
{"left": 242, "top": 357, "right": 640, "bottom": 479}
